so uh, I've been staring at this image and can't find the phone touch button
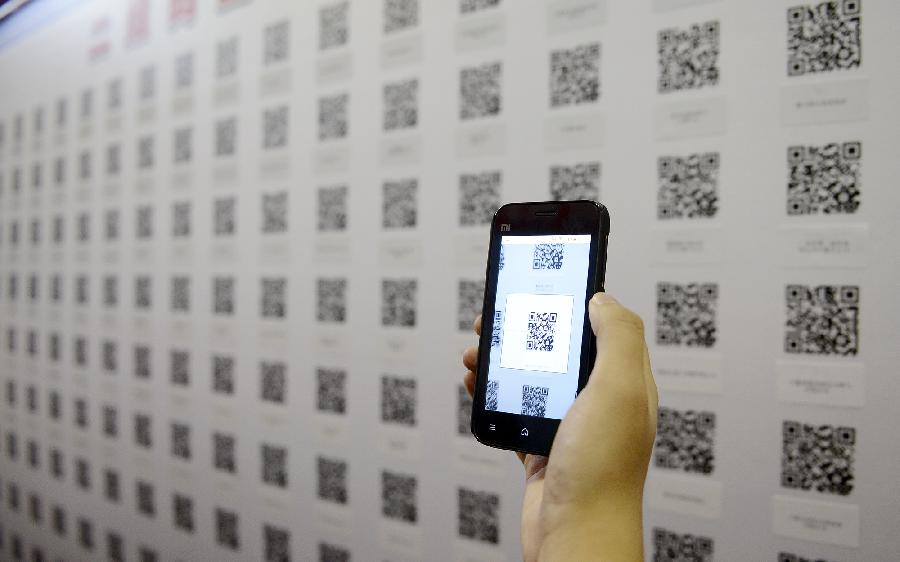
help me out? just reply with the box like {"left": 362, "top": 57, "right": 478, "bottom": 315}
{"left": 521, "top": 428, "right": 529, "bottom": 436}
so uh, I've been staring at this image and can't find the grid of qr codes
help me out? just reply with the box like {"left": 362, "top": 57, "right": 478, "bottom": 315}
{"left": 0, "top": 0, "right": 889, "bottom": 561}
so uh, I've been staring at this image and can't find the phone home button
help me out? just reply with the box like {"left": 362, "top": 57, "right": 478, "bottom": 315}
{"left": 521, "top": 428, "right": 529, "bottom": 436}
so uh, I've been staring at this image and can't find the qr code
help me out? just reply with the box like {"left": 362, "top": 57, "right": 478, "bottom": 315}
{"left": 384, "top": 0, "right": 418, "bottom": 33}
{"left": 319, "top": 542, "right": 350, "bottom": 562}
{"left": 173, "top": 494, "right": 194, "bottom": 532}
{"left": 317, "top": 186, "right": 348, "bottom": 231}
{"left": 171, "top": 349, "right": 190, "bottom": 386}
{"left": 107, "top": 79, "right": 122, "bottom": 111}
{"left": 172, "top": 201, "right": 191, "bottom": 237}
{"left": 216, "top": 36, "right": 239, "bottom": 79}
{"left": 102, "top": 340, "right": 118, "bottom": 371}
{"left": 381, "top": 375, "right": 417, "bottom": 426}
{"left": 318, "top": 93, "right": 349, "bottom": 141}
{"left": 460, "top": 0, "right": 500, "bottom": 14}
{"left": 135, "top": 345, "right": 151, "bottom": 379}
{"left": 263, "top": 20, "right": 290, "bottom": 65}
{"left": 213, "top": 432, "right": 236, "bottom": 473}
{"left": 54, "top": 157, "right": 65, "bottom": 185}
{"left": 262, "top": 191, "right": 288, "bottom": 234}
{"left": 654, "top": 407, "right": 715, "bottom": 474}
{"left": 785, "top": 285, "right": 859, "bottom": 355}
{"left": 658, "top": 153, "right": 720, "bottom": 219}
{"left": 550, "top": 162, "right": 600, "bottom": 202}
{"left": 459, "top": 171, "right": 501, "bottom": 226}
{"left": 317, "top": 367, "right": 347, "bottom": 414}
{"left": 103, "top": 277, "right": 118, "bottom": 307}
{"left": 320, "top": 2, "right": 350, "bottom": 50}
{"left": 261, "top": 277, "right": 287, "bottom": 319}
{"left": 457, "top": 280, "right": 484, "bottom": 331}
{"left": 103, "top": 405, "right": 118, "bottom": 437}
{"left": 491, "top": 310, "right": 503, "bottom": 348}
{"left": 106, "top": 144, "right": 121, "bottom": 176}
{"left": 78, "top": 518, "right": 94, "bottom": 549}
{"left": 138, "top": 135, "right": 154, "bottom": 169}
{"left": 75, "top": 337, "right": 88, "bottom": 366}
{"left": 215, "top": 117, "right": 237, "bottom": 157}
{"left": 787, "top": 142, "right": 861, "bottom": 215}
{"left": 317, "top": 456, "right": 348, "bottom": 504}
{"left": 521, "top": 385, "right": 549, "bottom": 417}
{"left": 79, "top": 151, "right": 92, "bottom": 180}
{"left": 135, "top": 205, "right": 154, "bottom": 239}
{"left": 550, "top": 42, "right": 600, "bottom": 107}
{"left": 215, "top": 508, "right": 240, "bottom": 550}
{"left": 779, "top": 553, "right": 836, "bottom": 562}
{"left": 108, "top": 531, "right": 125, "bottom": 560}
{"left": 212, "top": 355, "right": 235, "bottom": 395}
{"left": 457, "top": 384, "right": 473, "bottom": 436}
{"left": 381, "top": 470, "right": 417, "bottom": 523}
{"left": 171, "top": 276, "right": 190, "bottom": 312}
{"left": 384, "top": 78, "right": 418, "bottom": 131}
{"left": 263, "top": 106, "right": 289, "bottom": 150}
{"left": 139, "top": 65, "right": 156, "bottom": 100}
{"left": 382, "top": 279, "right": 417, "bottom": 327}
{"left": 533, "top": 244, "right": 564, "bottom": 270}
{"left": 658, "top": 21, "right": 720, "bottom": 93}
{"left": 261, "top": 443, "right": 288, "bottom": 488}
{"left": 457, "top": 487, "right": 499, "bottom": 544}
{"left": 652, "top": 527, "right": 714, "bottom": 562}
{"left": 264, "top": 524, "right": 291, "bottom": 562}
{"left": 214, "top": 197, "right": 236, "bottom": 236}
{"left": 134, "top": 413, "right": 153, "bottom": 448}
{"left": 171, "top": 422, "right": 191, "bottom": 460}
{"left": 526, "top": 312, "right": 557, "bottom": 352}
{"left": 383, "top": 179, "right": 418, "bottom": 228}
{"left": 105, "top": 469, "right": 120, "bottom": 502}
{"left": 485, "top": 380, "right": 499, "bottom": 410}
{"left": 213, "top": 277, "right": 234, "bottom": 315}
{"left": 174, "top": 52, "right": 193, "bottom": 89}
{"left": 460, "top": 62, "right": 502, "bottom": 120}
{"left": 782, "top": 420, "right": 855, "bottom": 496}
{"left": 261, "top": 361, "right": 287, "bottom": 404}
{"left": 317, "top": 278, "right": 347, "bottom": 323}
{"left": 788, "top": 1, "right": 861, "bottom": 76}
{"left": 105, "top": 209, "right": 120, "bottom": 239}
{"left": 656, "top": 282, "right": 718, "bottom": 348}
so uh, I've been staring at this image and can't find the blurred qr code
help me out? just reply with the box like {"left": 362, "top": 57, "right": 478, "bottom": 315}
{"left": 550, "top": 162, "right": 600, "bottom": 202}
{"left": 106, "top": 144, "right": 121, "bottom": 175}
{"left": 214, "top": 196, "right": 236, "bottom": 236}
{"left": 384, "top": 0, "right": 418, "bottom": 33}
{"left": 655, "top": 407, "right": 715, "bottom": 475}
{"left": 318, "top": 93, "right": 349, "bottom": 141}
{"left": 262, "top": 105, "right": 288, "bottom": 150}
{"left": 460, "top": 0, "right": 500, "bottom": 14}
{"left": 135, "top": 345, "right": 151, "bottom": 379}
{"left": 316, "top": 367, "right": 346, "bottom": 414}
{"left": 262, "top": 191, "right": 288, "bottom": 234}
{"left": 261, "top": 277, "right": 287, "bottom": 319}
{"left": 317, "top": 456, "right": 348, "bottom": 504}
{"left": 319, "top": 542, "right": 350, "bottom": 562}
{"left": 550, "top": 42, "right": 600, "bottom": 107}
{"left": 215, "top": 508, "right": 239, "bottom": 550}
{"left": 174, "top": 52, "right": 193, "bottom": 89}
{"left": 527, "top": 312, "right": 557, "bottom": 353}
{"left": 381, "top": 375, "right": 417, "bottom": 426}
{"left": 318, "top": 186, "right": 348, "bottom": 231}
{"left": 263, "top": 524, "right": 290, "bottom": 562}
{"left": 212, "top": 355, "right": 235, "bottom": 395}
{"left": 652, "top": 528, "right": 714, "bottom": 562}
{"left": 457, "top": 384, "right": 473, "bottom": 436}
{"left": 320, "top": 2, "right": 349, "bottom": 50}
{"left": 171, "top": 349, "right": 190, "bottom": 386}
{"left": 263, "top": 20, "right": 290, "bottom": 65}
{"left": 384, "top": 78, "right": 418, "bottom": 131}
{"left": 788, "top": 1, "right": 861, "bottom": 76}
{"left": 260, "top": 361, "right": 286, "bottom": 404}
{"left": 485, "top": 380, "right": 499, "bottom": 411}
{"left": 261, "top": 443, "right": 288, "bottom": 488}
{"left": 104, "top": 276, "right": 119, "bottom": 307}
{"left": 171, "top": 422, "right": 191, "bottom": 460}
{"left": 779, "top": 553, "right": 836, "bottom": 562}
{"left": 317, "top": 278, "right": 347, "bottom": 323}
{"left": 137, "top": 480, "right": 155, "bottom": 515}
{"left": 459, "top": 171, "right": 501, "bottom": 226}
{"left": 658, "top": 21, "right": 720, "bottom": 93}
{"left": 213, "top": 277, "right": 234, "bottom": 315}
{"left": 105, "top": 208, "right": 120, "bottom": 239}
{"left": 383, "top": 178, "right": 418, "bottom": 228}
{"left": 457, "top": 487, "right": 499, "bottom": 544}
{"left": 457, "top": 279, "right": 484, "bottom": 331}
{"left": 785, "top": 285, "right": 858, "bottom": 355}
{"left": 213, "top": 432, "right": 236, "bottom": 473}
{"left": 215, "top": 117, "right": 236, "bottom": 157}
{"left": 491, "top": 310, "right": 502, "bottom": 348}
{"left": 782, "top": 420, "right": 855, "bottom": 495}
{"left": 658, "top": 153, "right": 719, "bottom": 219}
{"left": 533, "top": 244, "right": 563, "bottom": 270}
{"left": 787, "top": 142, "right": 860, "bottom": 215}
{"left": 171, "top": 276, "right": 190, "bottom": 312}
{"left": 172, "top": 201, "right": 191, "bottom": 237}
{"left": 140, "top": 66, "right": 156, "bottom": 100}
{"left": 521, "top": 385, "right": 549, "bottom": 417}
{"left": 138, "top": 135, "right": 154, "bottom": 169}
{"left": 135, "top": 414, "right": 153, "bottom": 448}
{"left": 136, "top": 205, "right": 154, "bottom": 238}
{"left": 382, "top": 279, "right": 417, "bottom": 327}
{"left": 216, "top": 36, "right": 238, "bottom": 79}
{"left": 460, "top": 62, "right": 502, "bottom": 120}
{"left": 381, "top": 470, "right": 417, "bottom": 523}
{"left": 656, "top": 282, "right": 718, "bottom": 348}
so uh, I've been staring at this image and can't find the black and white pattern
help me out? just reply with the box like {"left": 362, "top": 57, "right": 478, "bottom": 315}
{"left": 214, "top": 196, "right": 236, "bottom": 236}
{"left": 485, "top": 379, "right": 499, "bottom": 411}
{"left": 658, "top": 153, "right": 720, "bottom": 219}
{"left": 173, "top": 493, "right": 194, "bottom": 532}
{"left": 213, "top": 432, "right": 236, "bottom": 473}
{"left": 261, "top": 277, "right": 287, "bottom": 319}
{"left": 652, "top": 527, "right": 714, "bottom": 562}
{"left": 317, "top": 186, "right": 348, "bottom": 231}
{"left": 316, "top": 367, "right": 347, "bottom": 414}
{"left": 526, "top": 312, "right": 557, "bottom": 352}
{"left": 262, "top": 191, "right": 288, "bottom": 234}
{"left": 212, "top": 355, "right": 235, "bottom": 395}
{"left": 261, "top": 443, "right": 288, "bottom": 488}
{"left": 260, "top": 361, "right": 287, "bottom": 404}
{"left": 102, "top": 405, "right": 118, "bottom": 437}
{"left": 457, "top": 384, "right": 473, "bottom": 435}
{"left": 171, "top": 422, "right": 191, "bottom": 460}
{"left": 658, "top": 21, "right": 720, "bottom": 93}
{"left": 782, "top": 420, "right": 855, "bottom": 496}
{"left": 787, "top": 142, "right": 861, "bottom": 215}
{"left": 788, "top": 1, "right": 861, "bottom": 76}
{"left": 213, "top": 276, "right": 234, "bottom": 315}
{"left": 215, "top": 117, "right": 237, "bottom": 157}
{"left": 383, "top": 79, "right": 418, "bottom": 131}
{"left": 263, "top": 20, "right": 290, "bottom": 65}
{"left": 521, "top": 385, "right": 549, "bottom": 417}
{"left": 550, "top": 162, "right": 600, "bottom": 202}
{"left": 263, "top": 106, "right": 289, "bottom": 149}
{"left": 215, "top": 508, "right": 240, "bottom": 550}
{"left": 460, "top": 0, "right": 500, "bottom": 14}
{"left": 263, "top": 524, "right": 290, "bottom": 562}
{"left": 134, "top": 346, "right": 151, "bottom": 379}
{"left": 170, "top": 276, "right": 190, "bottom": 312}
{"left": 381, "top": 279, "right": 417, "bottom": 327}
{"left": 134, "top": 414, "right": 153, "bottom": 448}
{"left": 318, "top": 93, "right": 349, "bottom": 141}
{"left": 785, "top": 284, "right": 859, "bottom": 356}
{"left": 550, "top": 42, "right": 600, "bottom": 107}
{"left": 460, "top": 62, "right": 502, "bottom": 120}
{"left": 381, "top": 375, "right": 417, "bottom": 426}
{"left": 457, "top": 279, "right": 484, "bottom": 331}
{"left": 381, "top": 470, "right": 417, "bottom": 523}
{"left": 136, "top": 205, "right": 154, "bottom": 238}
{"left": 654, "top": 407, "right": 715, "bottom": 475}
{"left": 384, "top": 0, "right": 418, "bottom": 33}
{"left": 491, "top": 310, "right": 503, "bottom": 348}
{"left": 457, "top": 487, "right": 499, "bottom": 544}
{"left": 382, "top": 179, "right": 418, "bottom": 229}
{"left": 317, "top": 278, "right": 347, "bottom": 323}
{"left": 319, "top": 2, "right": 350, "bottom": 50}
{"left": 216, "top": 36, "right": 239, "bottom": 79}
{"left": 459, "top": 171, "right": 501, "bottom": 226}
{"left": 172, "top": 201, "right": 191, "bottom": 237}
{"left": 317, "top": 456, "right": 348, "bottom": 504}
{"left": 171, "top": 349, "right": 190, "bottom": 386}
{"left": 656, "top": 282, "right": 718, "bottom": 348}
{"left": 532, "top": 244, "right": 564, "bottom": 270}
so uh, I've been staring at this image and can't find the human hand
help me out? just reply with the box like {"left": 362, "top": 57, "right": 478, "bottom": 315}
{"left": 462, "top": 292, "right": 658, "bottom": 561}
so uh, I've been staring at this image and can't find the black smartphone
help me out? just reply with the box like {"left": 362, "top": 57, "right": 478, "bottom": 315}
{"left": 471, "top": 200, "right": 610, "bottom": 456}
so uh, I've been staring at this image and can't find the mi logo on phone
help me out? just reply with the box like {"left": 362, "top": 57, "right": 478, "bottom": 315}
{"left": 500, "top": 224, "right": 511, "bottom": 232}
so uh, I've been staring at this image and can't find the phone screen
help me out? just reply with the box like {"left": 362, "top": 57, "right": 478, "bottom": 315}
{"left": 485, "top": 234, "right": 592, "bottom": 420}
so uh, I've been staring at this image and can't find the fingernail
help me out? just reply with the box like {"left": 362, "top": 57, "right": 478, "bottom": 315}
{"left": 591, "top": 292, "right": 618, "bottom": 306}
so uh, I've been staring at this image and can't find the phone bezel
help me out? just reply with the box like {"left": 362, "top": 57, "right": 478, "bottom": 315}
{"left": 470, "top": 200, "right": 609, "bottom": 456}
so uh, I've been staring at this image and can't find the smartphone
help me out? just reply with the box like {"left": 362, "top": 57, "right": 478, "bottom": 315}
{"left": 471, "top": 200, "right": 610, "bottom": 456}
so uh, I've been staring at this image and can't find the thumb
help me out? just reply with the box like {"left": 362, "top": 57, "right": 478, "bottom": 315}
{"left": 584, "top": 293, "right": 648, "bottom": 409}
